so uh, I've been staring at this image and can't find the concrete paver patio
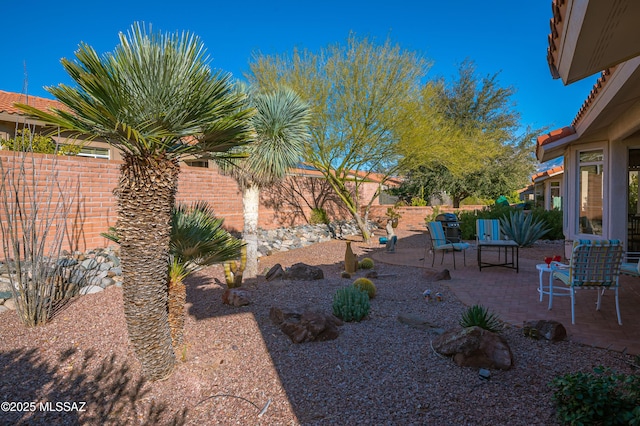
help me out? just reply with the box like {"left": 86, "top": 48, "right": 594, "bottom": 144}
{"left": 371, "top": 228, "right": 640, "bottom": 355}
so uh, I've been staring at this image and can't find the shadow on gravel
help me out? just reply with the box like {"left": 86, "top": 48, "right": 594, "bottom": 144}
{"left": 0, "top": 347, "right": 187, "bottom": 425}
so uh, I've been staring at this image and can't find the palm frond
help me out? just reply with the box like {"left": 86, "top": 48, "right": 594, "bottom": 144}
{"left": 16, "top": 22, "right": 254, "bottom": 158}
{"left": 170, "top": 201, "right": 244, "bottom": 273}
{"left": 214, "top": 86, "right": 311, "bottom": 188}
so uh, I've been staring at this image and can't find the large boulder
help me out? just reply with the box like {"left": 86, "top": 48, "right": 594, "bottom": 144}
{"left": 284, "top": 263, "right": 324, "bottom": 280}
{"left": 432, "top": 326, "right": 513, "bottom": 370}
{"left": 270, "top": 307, "right": 342, "bottom": 343}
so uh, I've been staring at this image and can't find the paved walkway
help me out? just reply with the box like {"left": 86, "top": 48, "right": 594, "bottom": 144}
{"left": 370, "top": 228, "right": 640, "bottom": 356}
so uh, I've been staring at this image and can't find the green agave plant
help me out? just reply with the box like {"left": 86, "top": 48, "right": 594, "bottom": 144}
{"left": 459, "top": 304, "right": 502, "bottom": 333}
{"left": 499, "top": 210, "right": 551, "bottom": 247}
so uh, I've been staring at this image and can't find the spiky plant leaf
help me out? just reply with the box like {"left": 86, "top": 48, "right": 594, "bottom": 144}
{"left": 499, "top": 210, "right": 550, "bottom": 247}
{"left": 459, "top": 304, "right": 502, "bottom": 333}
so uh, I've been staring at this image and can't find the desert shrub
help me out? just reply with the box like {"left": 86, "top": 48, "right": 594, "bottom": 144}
{"left": 332, "top": 286, "right": 370, "bottom": 322}
{"left": 424, "top": 205, "right": 441, "bottom": 224}
{"left": 500, "top": 210, "right": 551, "bottom": 247}
{"left": 309, "top": 207, "right": 330, "bottom": 225}
{"left": 532, "top": 208, "right": 563, "bottom": 240}
{"left": 457, "top": 204, "right": 512, "bottom": 239}
{"left": 459, "top": 304, "right": 502, "bottom": 333}
{"left": 550, "top": 366, "right": 640, "bottom": 425}
{"left": 358, "top": 257, "right": 375, "bottom": 269}
{"left": 352, "top": 277, "right": 376, "bottom": 299}
{"left": 458, "top": 204, "right": 563, "bottom": 241}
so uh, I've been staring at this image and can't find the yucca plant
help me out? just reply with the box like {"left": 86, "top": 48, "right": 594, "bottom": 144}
{"left": 459, "top": 304, "right": 502, "bottom": 333}
{"left": 19, "top": 22, "right": 255, "bottom": 380}
{"left": 499, "top": 210, "right": 550, "bottom": 247}
{"left": 102, "top": 201, "right": 244, "bottom": 353}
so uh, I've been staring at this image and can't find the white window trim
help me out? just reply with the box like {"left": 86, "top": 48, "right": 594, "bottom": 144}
{"left": 573, "top": 142, "right": 608, "bottom": 239}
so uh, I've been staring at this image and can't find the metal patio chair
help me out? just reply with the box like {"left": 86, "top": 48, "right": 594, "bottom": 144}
{"left": 425, "top": 221, "right": 470, "bottom": 269}
{"left": 551, "top": 239, "right": 624, "bottom": 325}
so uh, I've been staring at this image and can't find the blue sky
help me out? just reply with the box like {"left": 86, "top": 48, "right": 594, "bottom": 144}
{"left": 3, "top": 0, "right": 596, "bottom": 138}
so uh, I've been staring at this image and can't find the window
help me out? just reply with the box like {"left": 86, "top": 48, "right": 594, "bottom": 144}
{"left": 550, "top": 181, "right": 561, "bottom": 210}
{"left": 534, "top": 183, "right": 544, "bottom": 208}
{"left": 577, "top": 149, "right": 603, "bottom": 235}
{"left": 184, "top": 160, "right": 209, "bottom": 168}
{"left": 76, "top": 146, "right": 110, "bottom": 159}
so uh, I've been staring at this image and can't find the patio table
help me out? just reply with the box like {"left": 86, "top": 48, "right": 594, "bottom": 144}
{"left": 536, "top": 263, "right": 570, "bottom": 309}
{"left": 477, "top": 240, "right": 519, "bottom": 273}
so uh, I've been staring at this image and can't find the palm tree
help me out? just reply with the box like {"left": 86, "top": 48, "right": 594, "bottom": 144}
{"left": 217, "top": 86, "right": 311, "bottom": 279}
{"left": 17, "top": 23, "right": 254, "bottom": 380}
{"left": 168, "top": 201, "right": 243, "bottom": 351}
{"left": 102, "top": 201, "right": 243, "bottom": 355}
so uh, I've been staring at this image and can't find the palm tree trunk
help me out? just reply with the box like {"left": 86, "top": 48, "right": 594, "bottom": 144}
{"left": 243, "top": 185, "right": 260, "bottom": 279}
{"left": 116, "top": 154, "right": 177, "bottom": 381}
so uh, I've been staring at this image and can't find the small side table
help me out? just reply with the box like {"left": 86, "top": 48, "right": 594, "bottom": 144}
{"left": 536, "top": 263, "right": 570, "bottom": 309}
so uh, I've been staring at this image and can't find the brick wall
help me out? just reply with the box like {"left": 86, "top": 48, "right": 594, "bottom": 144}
{"left": 0, "top": 152, "right": 380, "bottom": 256}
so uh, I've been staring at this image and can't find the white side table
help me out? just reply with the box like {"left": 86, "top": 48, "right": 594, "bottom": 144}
{"left": 536, "top": 263, "right": 570, "bottom": 309}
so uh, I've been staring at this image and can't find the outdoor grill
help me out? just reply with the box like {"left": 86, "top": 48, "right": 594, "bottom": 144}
{"left": 435, "top": 213, "right": 462, "bottom": 242}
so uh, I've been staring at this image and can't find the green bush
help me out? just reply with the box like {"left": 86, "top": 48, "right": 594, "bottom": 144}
{"left": 457, "top": 205, "right": 564, "bottom": 241}
{"left": 459, "top": 304, "right": 502, "bottom": 333}
{"left": 358, "top": 257, "right": 375, "bottom": 269}
{"left": 532, "top": 208, "right": 563, "bottom": 240}
{"left": 352, "top": 277, "right": 376, "bottom": 299}
{"left": 458, "top": 204, "right": 512, "bottom": 240}
{"left": 550, "top": 366, "right": 640, "bottom": 425}
{"left": 309, "top": 207, "right": 330, "bottom": 225}
{"left": 332, "top": 286, "right": 370, "bottom": 322}
{"left": 500, "top": 210, "right": 551, "bottom": 247}
{"left": 424, "top": 205, "right": 441, "bottom": 224}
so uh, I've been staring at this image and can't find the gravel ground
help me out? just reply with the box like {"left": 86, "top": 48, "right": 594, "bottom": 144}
{"left": 0, "top": 235, "right": 637, "bottom": 425}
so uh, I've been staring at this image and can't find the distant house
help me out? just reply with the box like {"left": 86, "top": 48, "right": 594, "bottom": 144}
{"left": 0, "top": 90, "right": 208, "bottom": 167}
{"left": 532, "top": 166, "right": 564, "bottom": 210}
{"left": 537, "top": 0, "right": 640, "bottom": 251}
{"left": 0, "top": 90, "right": 115, "bottom": 159}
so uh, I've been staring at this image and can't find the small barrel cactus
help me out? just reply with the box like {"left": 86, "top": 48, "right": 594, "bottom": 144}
{"left": 358, "top": 257, "right": 375, "bottom": 269}
{"left": 352, "top": 277, "right": 376, "bottom": 299}
{"left": 332, "top": 286, "right": 370, "bottom": 322}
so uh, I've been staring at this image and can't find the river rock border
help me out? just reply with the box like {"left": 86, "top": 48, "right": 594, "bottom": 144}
{"left": 0, "top": 220, "right": 378, "bottom": 312}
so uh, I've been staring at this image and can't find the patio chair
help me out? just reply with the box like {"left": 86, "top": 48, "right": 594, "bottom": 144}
{"left": 425, "top": 221, "right": 470, "bottom": 269}
{"left": 620, "top": 251, "right": 640, "bottom": 277}
{"left": 551, "top": 239, "right": 624, "bottom": 325}
{"left": 476, "top": 219, "right": 519, "bottom": 272}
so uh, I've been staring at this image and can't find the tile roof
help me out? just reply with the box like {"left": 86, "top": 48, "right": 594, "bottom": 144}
{"left": 0, "top": 90, "right": 63, "bottom": 115}
{"left": 546, "top": 0, "right": 566, "bottom": 80}
{"left": 531, "top": 165, "right": 564, "bottom": 183}
{"left": 571, "top": 67, "right": 615, "bottom": 126}
{"left": 536, "top": 126, "right": 575, "bottom": 150}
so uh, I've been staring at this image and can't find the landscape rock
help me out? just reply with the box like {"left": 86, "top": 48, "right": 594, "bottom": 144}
{"left": 3, "top": 298, "right": 17, "bottom": 310}
{"left": 284, "top": 263, "right": 324, "bottom": 280}
{"left": 81, "top": 259, "right": 98, "bottom": 270}
{"left": 0, "top": 305, "right": 8, "bottom": 314}
{"left": 100, "top": 277, "right": 116, "bottom": 288}
{"left": 265, "top": 264, "right": 284, "bottom": 282}
{"left": 222, "top": 288, "right": 251, "bottom": 307}
{"left": 523, "top": 320, "right": 567, "bottom": 341}
{"left": 434, "top": 269, "right": 451, "bottom": 281}
{"left": 397, "top": 314, "right": 442, "bottom": 332}
{"left": 433, "top": 326, "right": 513, "bottom": 370}
{"left": 271, "top": 307, "right": 342, "bottom": 343}
{"left": 256, "top": 220, "right": 377, "bottom": 258}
